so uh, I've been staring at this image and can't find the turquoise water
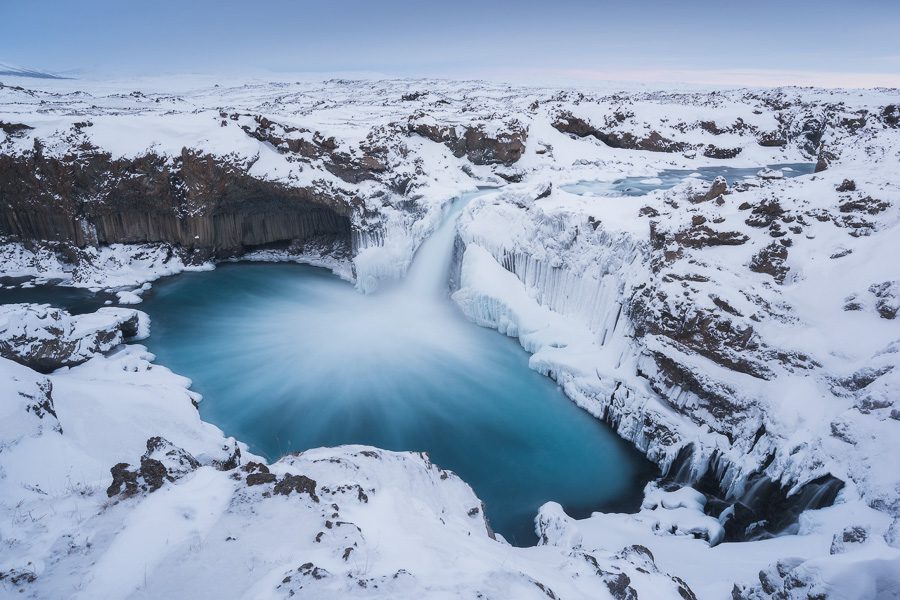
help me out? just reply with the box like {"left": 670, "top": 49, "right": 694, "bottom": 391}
{"left": 139, "top": 261, "right": 656, "bottom": 545}
{"left": 1, "top": 190, "right": 656, "bottom": 545}
{"left": 562, "top": 162, "right": 815, "bottom": 197}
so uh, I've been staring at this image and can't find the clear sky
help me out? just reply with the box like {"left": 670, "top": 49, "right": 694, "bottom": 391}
{"left": 3, "top": 0, "right": 899, "bottom": 86}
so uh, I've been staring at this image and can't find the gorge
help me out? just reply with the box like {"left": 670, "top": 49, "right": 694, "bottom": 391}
{"left": 1, "top": 77, "right": 898, "bottom": 599}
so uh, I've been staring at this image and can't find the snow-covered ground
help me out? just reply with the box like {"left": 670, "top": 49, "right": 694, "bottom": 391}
{"left": 1, "top": 76, "right": 899, "bottom": 598}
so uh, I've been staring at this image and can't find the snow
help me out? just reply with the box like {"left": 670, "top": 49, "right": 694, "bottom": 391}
{"left": 115, "top": 290, "right": 142, "bottom": 304}
{"left": 75, "top": 467, "right": 235, "bottom": 600}
{"left": 0, "top": 338, "right": 701, "bottom": 598}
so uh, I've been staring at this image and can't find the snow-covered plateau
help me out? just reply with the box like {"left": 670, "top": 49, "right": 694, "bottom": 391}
{"left": 1, "top": 76, "right": 899, "bottom": 599}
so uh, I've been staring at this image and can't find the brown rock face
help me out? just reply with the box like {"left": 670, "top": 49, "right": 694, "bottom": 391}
{"left": 703, "top": 145, "right": 742, "bottom": 159}
{"left": 0, "top": 121, "right": 33, "bottom": 137}
{"left": 749, "top": 241, "right": 790, "bottom": 283}
{"left": 694, "top": 176, "right": 728, "bottom": 203}
{"left": 408, "top": 120, "right": 527, "bottom": 165}
{"left": 552, "top": 112, "right": 688, "bottom": 153}
{"left": 0, "top": 148, "right": 352, "bottom": 254}
{"left": 814, "top": 144, "right": 835, "bottom": 173}
{"left": 836, "top": 179, "right": 856, "bottom": 192}
{"left": 757, "top": 131, "right": 787, "bottom": 147}
{"left": 674, "top": 225, "right": 749, "bottom": 249}
{"left": 882, "top": 105, "right": 900, "bottom": 128}
{"left": 839, "top": 195, "right": 890, "bottom": 215}
{"left": 106, "top": 437, "right": 200, "bottom": 497}
{"left": 274, "top": 473, "right": 320, "bottom": 502}
{"left": 0, "top": 305, "right": 139, "bottom": 373}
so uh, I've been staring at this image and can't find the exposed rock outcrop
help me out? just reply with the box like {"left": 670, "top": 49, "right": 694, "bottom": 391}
{"left": 693, "top": 176, "right": 728, "bottom": 203}
{"left": 407, "top": 119, "right": 527, "bottom": 165}
{"left": 106, "top": 436, "right": 201, "bottom": 497}
{"left": 0, "top": 148, "right": 352, "bottom": 254}
{"left": 749, "top": 241, "right": 790, "bottom": 284}
{"left": 869, "top": 281, "right": 899, "bottom": 320}
{"left": 0, "top": 304, "right": 144, "bottom": 372}
{"left": 553, "top": 111, "right": 688, "bottom": 153}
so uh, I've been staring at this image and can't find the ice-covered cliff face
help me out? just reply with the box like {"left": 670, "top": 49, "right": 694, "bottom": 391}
{"left": 452, "top": 107, "right": 900, "bottom": 509}
{"left": 1, "top": 77, "right": 899, "bottom": 598}
{"left": 449, "top": 98, "right": 899, "bottom": 595}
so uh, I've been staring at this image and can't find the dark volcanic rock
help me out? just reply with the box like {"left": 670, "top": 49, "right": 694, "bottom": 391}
{"left": 693, "top": 176, "right": 728, "bottom": 203}
{"left": 106, "top": 462, "right": 140, "bottom": 497}
{"left": 550, "top": 112, "right": 599, "bottom": 138}
{"left": 839, "top": 195, "right": 890, "bottom": 215}
{"left": 408, "top": 119, "right": 527, "bottom": 165}
{"left": 757, "top": 131, "right": 787, "bottom": 147}
{"left": 703, "top": 145, "right": 742, "bottom": 159}
{"left": 244, "top": 461, "right": 277, "bottom": 485}
{"left": 274, "top": 473, "right": 320, "bottom": 502}
{"left": 552, "top": 111, "right": 688, "bottom": 153}
{"left": 632, "top": 288, "right": 768, "bottom": 384}
{"left": 869, "top": 281, "right": 899, "bottom": 319}
{"left": 601, "top": 572, "right": 637, "bottom": 600}
{"left": 836, "top": 179, "right": 856, "bottom": 192}
{"left": 106, "top": 437, "right": 200, "bottom": 497}
{"left": 882, "top": 104, "right": 900, "bottom": 128}
{"left": 0, "top": 148, "right": 351, "bottom": 254}
{"left": 246, "top": 472, "right": 277, "bottom": 486}
{"left": 144, "top": 436, "right": 201, "bottom": 475}
{"left": 830, "top": 526, "right": 868, "bottom": 554}
{"left": 674, "top": 225, "right": 749, "bottom": 249}
{"left": 815, "top": 144, "right": 835, "bottom": 172}
{"left": 139, "top": 457, "right": 170, "bottom": 492}
{"left": 0, "top": 121, "right": 34, "bottom": 137}
{"left": 745, "top": 199, "right": 786, "bottom": 228}
{"left": 799, "top": 115, "right": 826, "bottom": 157}
{"left": 749, "top": 242, "right": 790, "bottom": 283}
{"left": 0, "top": 305, "right": 138, "bottom": 373}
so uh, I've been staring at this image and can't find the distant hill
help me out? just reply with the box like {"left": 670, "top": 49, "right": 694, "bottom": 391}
{"left": 0, "top": 61, "right": 69, "bottom": 79}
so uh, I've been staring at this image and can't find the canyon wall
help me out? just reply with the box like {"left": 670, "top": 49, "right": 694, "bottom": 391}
{"left": 0, "top": 149, "right": 352, "bottom": 255}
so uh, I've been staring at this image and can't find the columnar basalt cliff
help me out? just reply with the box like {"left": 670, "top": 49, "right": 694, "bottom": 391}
{"left": 0, "top": 148, "right": 353, "bottom": 254}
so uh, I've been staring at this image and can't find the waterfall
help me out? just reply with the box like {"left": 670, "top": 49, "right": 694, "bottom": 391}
{"left": 400, "top": 189, "right": 493, "bottom": 300}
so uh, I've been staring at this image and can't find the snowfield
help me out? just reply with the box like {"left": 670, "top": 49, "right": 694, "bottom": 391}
{"left": 1, "top": 76, "right": 899, "bottom": 599}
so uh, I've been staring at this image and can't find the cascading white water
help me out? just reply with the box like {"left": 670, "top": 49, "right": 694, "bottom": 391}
{"left": 392, "top": 189, "right": 488, "bottom": 299}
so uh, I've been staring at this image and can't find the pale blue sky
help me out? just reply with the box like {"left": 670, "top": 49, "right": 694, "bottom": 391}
{"left": 3, "top": 0, "right": 899, "bottom": 85}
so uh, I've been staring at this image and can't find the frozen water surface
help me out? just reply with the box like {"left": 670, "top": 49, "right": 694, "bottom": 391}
{"left": 0, "top": 278, "right": 115, "bottom": 313}
{"left": 562, "top": 162, "right": 815, "bottom": 197}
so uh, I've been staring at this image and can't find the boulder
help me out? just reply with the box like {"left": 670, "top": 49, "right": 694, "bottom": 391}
{"left": 0, "top": 304, "right": 145, "bottom": 373}
{"left": 106, "top": 437, "right": 200, "bottom": 497}
{"left": 749, "top": 241, "right": 790, "bottom": 283}
{"left": 694, "top": 176, "right": 728, "bottom": 203}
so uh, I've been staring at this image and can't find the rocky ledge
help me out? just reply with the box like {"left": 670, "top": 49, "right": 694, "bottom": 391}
{"left": 0, "top": 303, "right": 145, "bottom": 372}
